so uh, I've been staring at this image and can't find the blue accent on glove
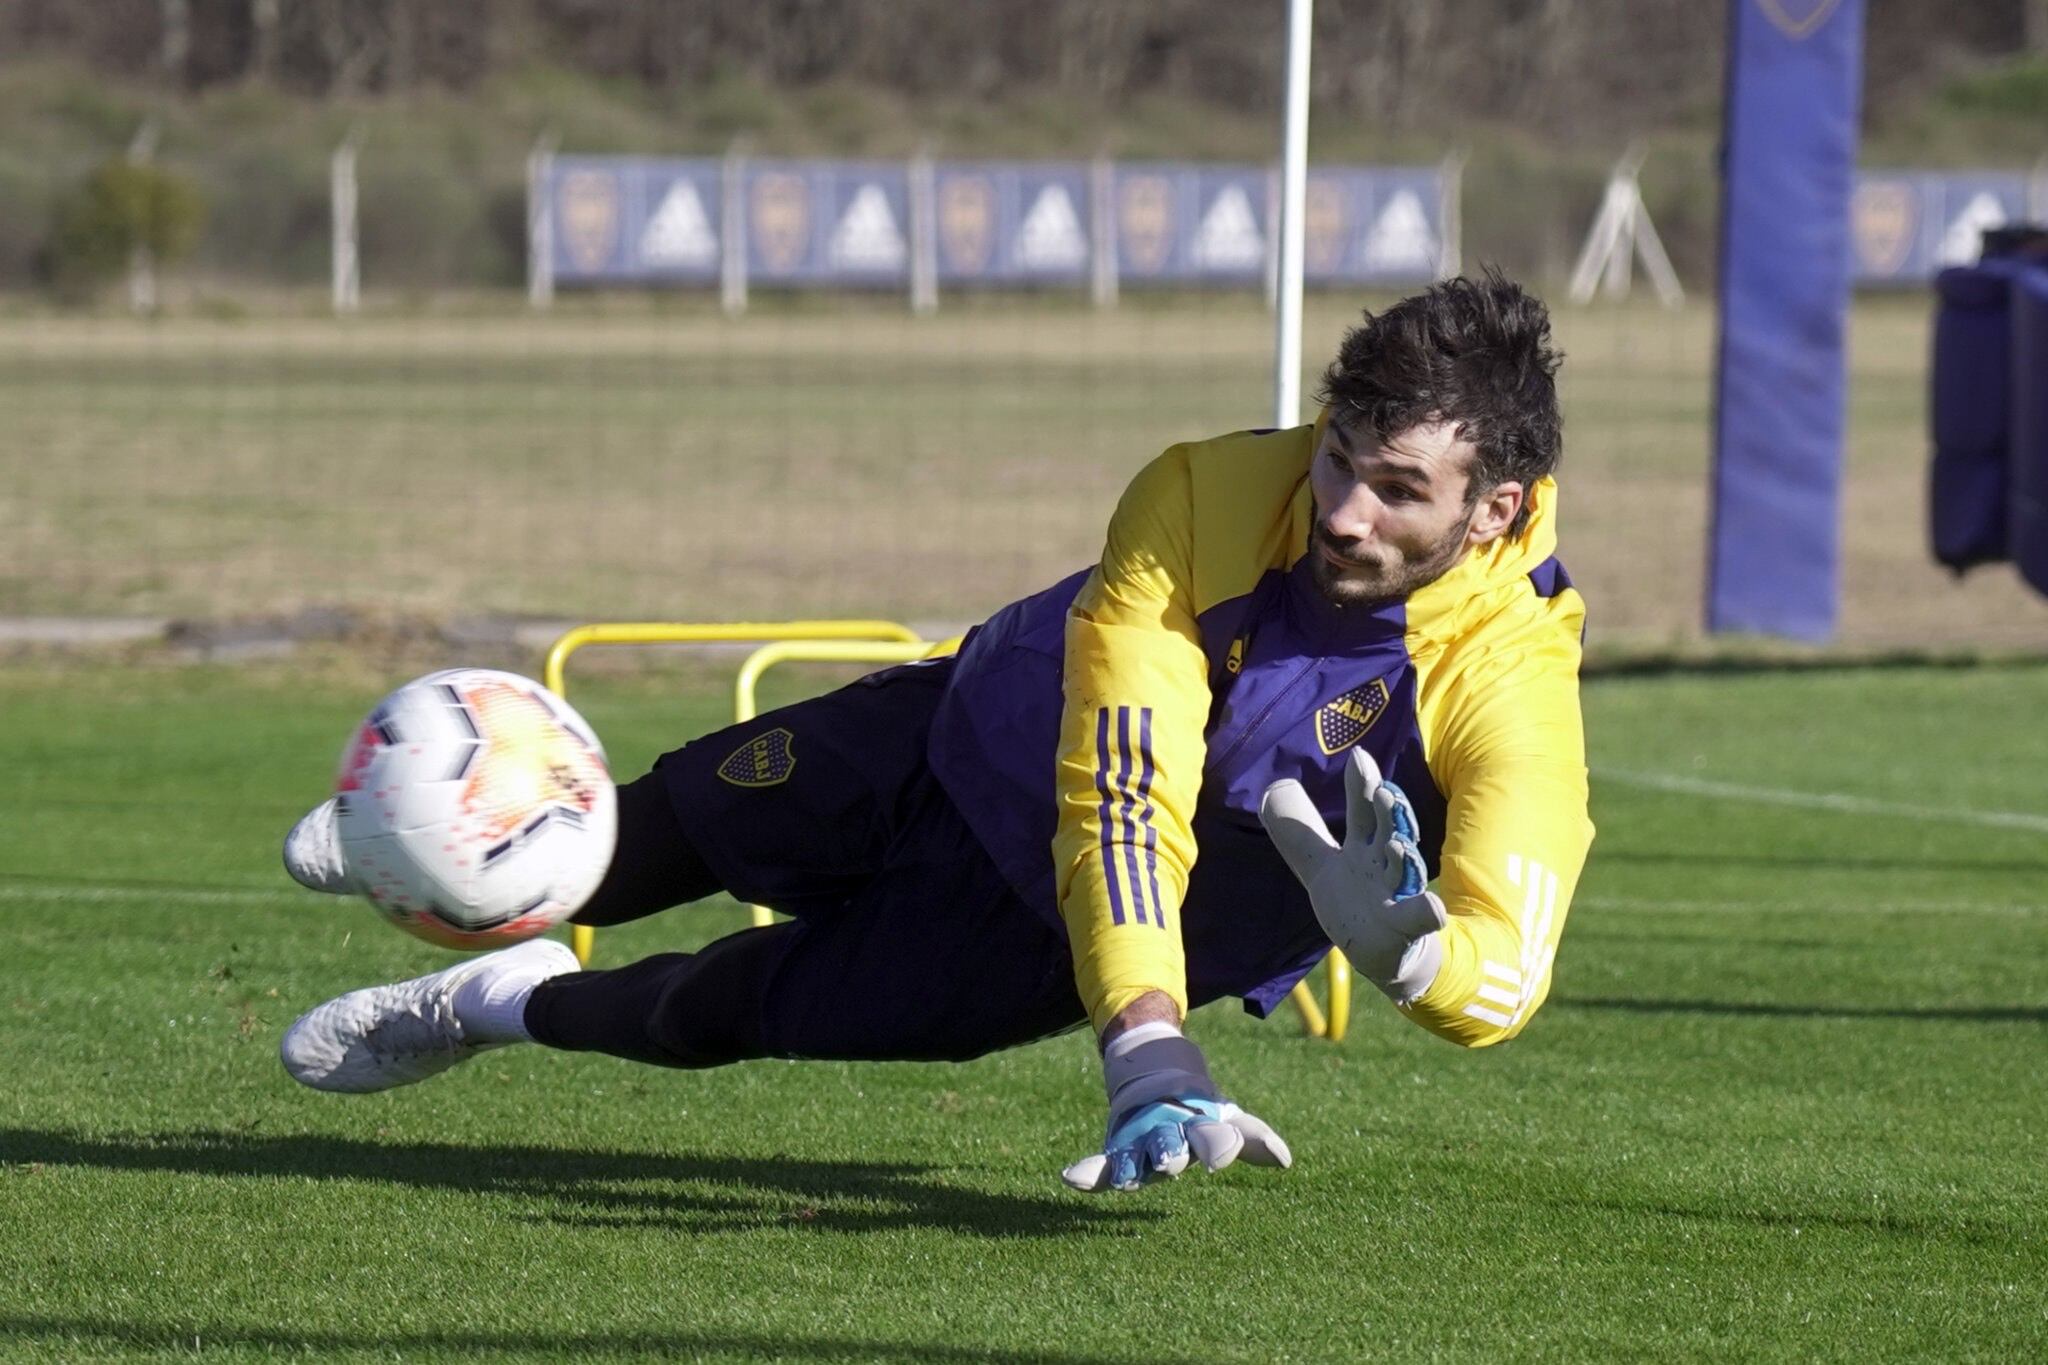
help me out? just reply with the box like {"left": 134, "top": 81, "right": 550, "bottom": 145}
{"left": 1380, "top": 777, "right": 1429, "bottom": 899}
{"left": 1101, "top": 1095, "right": 1228, "bottom": 1191}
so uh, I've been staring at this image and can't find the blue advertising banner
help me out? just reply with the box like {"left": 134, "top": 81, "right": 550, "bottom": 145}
{"left": 1852, "top": 172, "right": 2034, "bottom": 284}
{"left": 744, "top": 161, "right": 911, "bottom": 284}
{"left": 540, "top": 156, "right": 1448, "bottom": 292}
{"left": 550, "top": 157, "right": 722, "bottom": 282}
{"left": 1708, "top": 0, "right": 1866, "bottom": 641}
{"left": 1113, "top": 164, "right": 1271, "bottom": 282}
{"left": 1304, "top": 167, "right": 1448, "bottom": 285}
{"left": 1112, "top": 163, "right": 1450, "bottom": 286}
{"left": 932, "top": 163, "right": 1093, "bottom": 283}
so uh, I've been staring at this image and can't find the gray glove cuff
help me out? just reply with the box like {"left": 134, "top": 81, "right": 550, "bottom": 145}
{"left": 1101, "top": 1025, "right": 1221, "bottom": 1113}
{"left": 1377, "top": 930, "right": 1445, "bottom": 1006}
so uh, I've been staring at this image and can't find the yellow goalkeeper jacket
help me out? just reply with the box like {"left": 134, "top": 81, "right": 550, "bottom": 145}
{"left": 927, "top": 419, "right": 1593, "bottom": 1046}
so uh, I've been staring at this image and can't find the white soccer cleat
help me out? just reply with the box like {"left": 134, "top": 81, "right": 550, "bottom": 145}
{"left": 283, "top": 797, "right": 356, "bottom": 894}
{"left": 280, "top": 938, "right": 579, "bottom": 1093}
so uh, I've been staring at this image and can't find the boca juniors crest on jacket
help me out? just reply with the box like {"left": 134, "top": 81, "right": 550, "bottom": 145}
{"left": 929, "top": 419, "right": 1593, "bottom": 1048}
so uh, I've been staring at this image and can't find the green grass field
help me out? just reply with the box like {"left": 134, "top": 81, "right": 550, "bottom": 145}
{"left": 2, "top": 659, "right": 2044, "bottom": 1362}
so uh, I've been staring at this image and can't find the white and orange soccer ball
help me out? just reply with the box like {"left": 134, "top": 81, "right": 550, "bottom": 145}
{"left": 333, "top": 669, "right": 617, "bottom": 951}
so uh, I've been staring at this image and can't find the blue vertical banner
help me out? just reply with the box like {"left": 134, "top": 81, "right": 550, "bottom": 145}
{"left": 1708, "top": 0, "right": 1866, "bottom": 640}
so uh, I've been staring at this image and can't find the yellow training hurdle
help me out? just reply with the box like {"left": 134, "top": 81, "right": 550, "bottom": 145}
{"left": 543, "top": 619, "right": 1353, "bottom": 1041}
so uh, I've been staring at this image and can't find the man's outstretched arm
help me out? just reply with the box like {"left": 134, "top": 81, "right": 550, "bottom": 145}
{"left": 1050, "top": 447, "right": 1208, "bottom": 1036}
{"left": 1051, "top": 448, "right": 1291, "bottom": 1191}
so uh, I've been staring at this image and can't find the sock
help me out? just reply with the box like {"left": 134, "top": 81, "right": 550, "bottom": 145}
{"left": 451, "top": 944, "right": 574, "bottom": 1044}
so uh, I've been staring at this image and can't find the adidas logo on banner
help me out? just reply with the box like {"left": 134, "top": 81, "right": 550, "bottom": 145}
{"left": 1014, "top": 185, "right": 1088, "bottom": 270}
{"left": 639, "top": 182, "right": 718, "bottom": 267}
{"left": 1937, "top": 191, "right": 2008, "bottom": 267}
{"left": 1361, "top": 190, "right": 1439, "bottom": 273}
{"left": 828, "top": 184, "right": 907, "bottom": 270}
{"left": 1190, "top": 186, "right": 1266, "bottom": 269}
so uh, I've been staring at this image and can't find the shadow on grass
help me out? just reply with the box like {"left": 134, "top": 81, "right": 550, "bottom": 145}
{"left": 1558, "top": 996, "right": 2047, "bottom": 1024}
{"left": 0, "top": 1316, "right": 1179, "bottom": 1365}
{"left": 0, "top": 1128, "right": 1162, "bottom": 1240}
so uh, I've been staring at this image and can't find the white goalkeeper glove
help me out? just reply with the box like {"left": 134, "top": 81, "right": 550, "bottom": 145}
{"left": 1060, "top": 1021, "right": 1292, "bottom": 1194}
{"left": 1259, "top": 748, "right": 1448, "bottom": 1004}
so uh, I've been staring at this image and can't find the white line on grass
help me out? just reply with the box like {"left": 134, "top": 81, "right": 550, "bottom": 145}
{"left": 1594, "top": 768, "right": 2048, "bottom": 834}
{"left": 0, "top": 882, "right": 283, "bottom": 906}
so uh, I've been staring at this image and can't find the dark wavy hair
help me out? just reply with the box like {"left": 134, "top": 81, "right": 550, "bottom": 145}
{"left": 1317, "top": 268, "right": 1564, "bottom": 539}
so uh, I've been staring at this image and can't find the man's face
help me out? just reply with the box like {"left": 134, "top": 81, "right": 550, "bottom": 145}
{"left": 1306, "top": 417, "right": 1518, "bottom": 609}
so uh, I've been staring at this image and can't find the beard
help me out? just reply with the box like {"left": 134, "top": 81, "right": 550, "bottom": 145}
{"left": 1308, "top": 514, "right": 1473, "bottom": 610}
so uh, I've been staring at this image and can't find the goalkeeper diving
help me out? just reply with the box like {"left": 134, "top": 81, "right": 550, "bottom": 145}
{"left": 279, "top": 270, "right": 1595, "bottom": 1194}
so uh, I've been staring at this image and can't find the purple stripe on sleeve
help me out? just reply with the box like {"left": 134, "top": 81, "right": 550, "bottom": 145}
{"left": 1137, "top": 707, "right": 1165, "bottom": 931}
{"left": 1093, "top": 707, "right": 1127, "bottom": 926}
{"left": 1115, "top": 706, "right": 1149, "bottom": 926}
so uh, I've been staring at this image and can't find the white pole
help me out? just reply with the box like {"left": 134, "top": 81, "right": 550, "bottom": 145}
{"left": 908, "top": 146, "right": 938, "bottom": 315}
{"left": 1090, "top": 153, "right": 1118, "bottom": 309}
{"left": 1438, "top": 149, "right": 1466, "bottom": 280}
{"left": 1601, "top": 184, "right": 1634, "bottom": 299}
{"left": 160, "top": 0, "right": 189, "bottom": 79}
{"left": 526, "top": 131, "right": 556, "bottom": 310}
{"left": 1632, "top": 195, "right": 1686, "bottom": 309}
{"left": 126, "top": 119, "right": 159, "bottom": 316}
{"left": 1567, "top": 179, "right": 1628, "bottom": 303}
{"left": 1272, "top": 0, "right": 1313, "bottom": 430}
{"left": 331, "top": 131, "right": 360, "bottom": 314}
{"left": 1264, "top": 163, "right": 1282, "bottom": 312}
{"left": 721, "top": 138, "right": 749, "bottom": 316}
{"left": 1568, "top": 144, "right": 1684, "bottom": 308}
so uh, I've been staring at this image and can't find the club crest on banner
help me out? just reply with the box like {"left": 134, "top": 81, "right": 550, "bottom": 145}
{"left": 1314, "top": 679, "right": 1391, "bottom": 756}
{"left": 1305, "top": 178, "right": 1347, "bottom": 274}
{"left": 1851, "top": 180, "right": 1917, "bottom": 277}
{"left": 1754, "top": 0, "right": 1844, "bottom": 40}
{"left": 1119, "top": 175, "right": 1175, "bottom": 273}
{"left": 558, "top": 169, "right": 621, "bottom": 274}
{"left": 718, "top": 728, "right": 796, "bottom": 788}
{"left": 750, "top": 173, "right": 811, "bottom": 273}
{"left": 939, "top": 175, "right": 996, "bottom": 274}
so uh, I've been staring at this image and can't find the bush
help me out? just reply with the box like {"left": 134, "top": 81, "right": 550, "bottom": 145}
{"left": 42, "top": 158, "right": 206, "bottom": 299}
{"left": 1939, "top": 58, "right": 2048, "bottom": 119}
{"left": 0, "top": 155, "right": 60, "bottom": 289}
{"left": 189, "top": 142, "right": 329, "bottom": 286}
